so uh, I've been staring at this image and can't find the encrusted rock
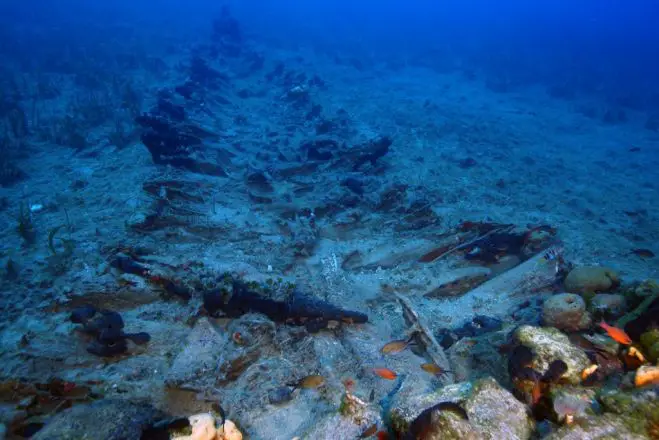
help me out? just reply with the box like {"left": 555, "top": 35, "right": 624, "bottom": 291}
{"left": 564, "top": 266, "right": 620, "bottom": 293}
{"left": 640, "top": 329, "right": 659, "bottom": 363}
{"left": 545, "top": 413, "right": 648, "bottom": 440}
{"left": 513, "top": 326, "right": 590, "bottom": 384}
{"left": 33, "top": 399, "right": 165, "bottom": 440}
{"left": 542, "top": 293, "right": 591, "bottom": 331}
{"left": 463, "top": 377, "right": 534, "bottom": 440}
{"left": 634, "top": 279, "right": 659, "bottom": 297}
{"left": 390, "top": 378, "right": 533, "bottom": 440}
{"left": 390, "top": 382, "right": 472, "bottom": 434}
{"left": 589, "top": 294, "right": 627, "bottom": 318}
{"left": 550, "top": 387, "right": 596, "bottom": 423}
{"left": 300, "top": 408, "right": 381, "bottom": 440}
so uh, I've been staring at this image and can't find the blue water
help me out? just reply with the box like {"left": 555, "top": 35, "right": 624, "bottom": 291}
{"left": 1, "top": 1, "right": 658, "bottom": 439}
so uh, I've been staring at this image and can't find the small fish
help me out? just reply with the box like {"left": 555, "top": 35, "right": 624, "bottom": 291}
{"left": 343, "top": 378, "right": 355, "bottom": 390}
{"left": 380, "top": 334, "right": 415, "bottom": 355}
{"left": 541, "top": 359, "right": 568, "bottom": 383}
{"left": 369, "top": 389, "right": 375, "bottom": 402}
{"left": 630, "top": 248, "right": 655, "bottom": 259}
{"left": 420, "top": 363, "right": 451, "bottom": 376}
{"left": 373, "top": 368, "right": 397, "bottom": 380}
{"left": 288, "top": 374, "right": 325, "bottom": 390}
{"left": 599, "top": 320, "right": 632, "bottom": 345}
{"left": 359, "top": 423, "right": 378, "bottom": 438}
{"left": 541, "top": 246, "right": 563, "bottom": 262}
{"left": 376, "top": 431, "right": 389, "bottom": 440}
{"left": 629, "top": 146, "right": 641, "bottom": 152}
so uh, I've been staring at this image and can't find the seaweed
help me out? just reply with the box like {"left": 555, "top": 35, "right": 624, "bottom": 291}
{"left": 45, "top": 225, "right": 75, "bottom": 275}
{"left": 47, "top": 225, "right": 65, "bottom": 255}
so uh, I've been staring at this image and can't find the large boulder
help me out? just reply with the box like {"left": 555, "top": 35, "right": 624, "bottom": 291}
{"left": 33, "top": 399, "right": 165, "bottom": 440}
{"left": 545, "top": 414, "right": 648, "bottom": 440}
{"left": 463, "top": 378, "right": 535, "bottom": 440}
{"left": 513, "top": 326, "right": 590, "bottom": 384}
{"left": 564, "top": 267, "right": 619, "bottom": 294}
{"left": 542, "top": 293, "right": 591, "bottom": 331}
{"left": 390, "top": 378, "right": 534, "bottom": 440}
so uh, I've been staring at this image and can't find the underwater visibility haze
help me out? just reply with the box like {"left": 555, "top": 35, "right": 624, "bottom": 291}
{"left": 1, "top": 0, "right": 659, "bottom": 439}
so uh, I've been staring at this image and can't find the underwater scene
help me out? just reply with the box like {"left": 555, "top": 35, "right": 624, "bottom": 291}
{"left": 1, "top": 0, "right": 659, "bottom": 438}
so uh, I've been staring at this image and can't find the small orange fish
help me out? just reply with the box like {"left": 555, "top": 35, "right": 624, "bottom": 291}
{"left": 343, "top": 378, "right": 355, "bottom": 390}
{"left": 599, "top": 320, "right": 632, "bottom": 345}
{"left": 420, "top": 363, "right": 451, "bottom": 376}
{"left": 373, "top": 368, "right": 398, "bottom": 380}
{"left": 380, "top": 334, "right": 415, "bottom": 355}
{"left": 296, "top": 374, "right": 325, "bottom": 389}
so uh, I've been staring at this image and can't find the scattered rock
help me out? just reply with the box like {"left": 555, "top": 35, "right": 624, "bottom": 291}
{"left": 342, "top": 177, "right": 364, "bottom": 196}
{"left": 246, "top": 171, "right": 274, "bottom": 193}
{"left": 351, "top": 136, "right": 392, "bottom": 171}
{"left": 375, "top": 184, "right": 407, "bottom": 212}
{"left": 513, "top": 326, "right": 590, "bottom": 384}
{"left": 397, "top": 200, "right": 441, "bottom": 231}
{"left": 300, "top": 137, "right": 342, "bottom": 161}
{"left": 564, "top": 266, "right": 620, "bottom": 293}
{"left": 542, "top": 293, "right": 592, "bottom": 332}
{"left": 70, "top": 306, "right": 151, "bottom": 357}
{"left": 32, "top": 400, "right": 165, "bottom": 440}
